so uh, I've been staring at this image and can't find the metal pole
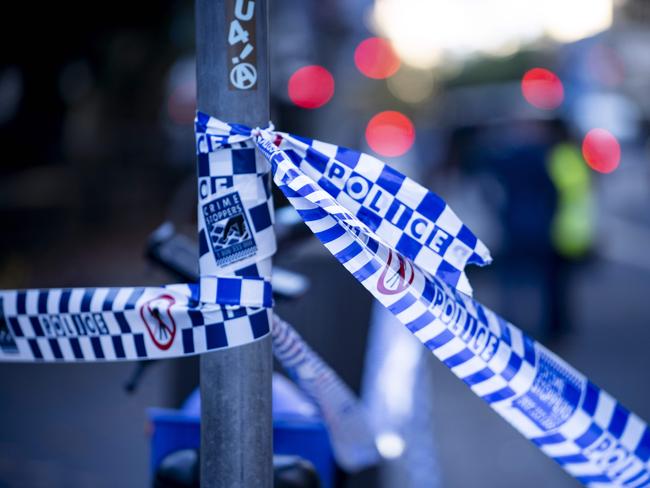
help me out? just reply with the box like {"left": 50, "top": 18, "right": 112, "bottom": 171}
{"left": 195, "top": 0, "right": 273, "bottom": 486}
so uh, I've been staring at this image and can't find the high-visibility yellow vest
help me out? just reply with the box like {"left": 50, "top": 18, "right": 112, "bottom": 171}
{"left": 547, "top": 143, "right": 595, "bottom": 258}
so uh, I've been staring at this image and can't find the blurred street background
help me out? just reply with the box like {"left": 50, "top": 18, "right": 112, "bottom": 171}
{"left": 1, "top": 0, "right": 650, "bottom": 486}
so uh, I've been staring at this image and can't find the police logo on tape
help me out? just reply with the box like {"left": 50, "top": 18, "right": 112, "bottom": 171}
{"left": 139, "top": 294, "right": 177, "bottom": 350}
{"left": 377, "top": 250, "right": 415, "bottom": 295}
{"left": 202, "top": 191, "right": 257, "bottom": 267}
{"left": 513, "top": 350, "right": 582, "bottom": 431}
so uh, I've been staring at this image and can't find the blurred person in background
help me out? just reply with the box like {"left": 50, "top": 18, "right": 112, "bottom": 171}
{"left": 546, "top": 120, "right": 596, "bottom": 338}
{"left": 444, "top": 116, "right": 595, "bottom": 340}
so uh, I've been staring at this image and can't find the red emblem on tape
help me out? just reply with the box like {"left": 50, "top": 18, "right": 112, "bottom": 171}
{"left": 139, "top": 294, "right": 177, "bottom": 350}
{"left": 377, "top": 250, "right": 415, "bottom": 295}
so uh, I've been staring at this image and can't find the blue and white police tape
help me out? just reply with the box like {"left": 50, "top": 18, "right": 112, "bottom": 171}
{"left": 0, "top": 117, "right": 277, "bottom": 361}
{"left": 0, "top": 282, "right": 375, "bottom": 465}
{"left": 193, "top": 113, "right": 487, "bottom": 474}
{"left": 194, "top": 113, "right": 649, "bottom": 487}
{"left": 0, "top": 113, "right": 378, "bottom": 475}
{"left": 195, "top": 112, "right": 490, "bottom": 297}
{"left": 0, "top": 280, "right": 273, "bottom": 361}
{"left": 195, "top": 114, "right": 276, "bottom": 285}
{"left": 272, "top": 314, "right": 379, "bottom": 472}
{"left": 2, "top": 111, "right": 648, "bottom": 485}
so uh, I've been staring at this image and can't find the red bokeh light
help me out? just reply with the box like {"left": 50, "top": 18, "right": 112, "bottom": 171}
{"left": 354, "top": 37, "right": 400, "bottom": 79}
{"left": 288, "top": 65, "right": 335, "bottom": 109}
{"left": 582, "top": 128, "right": 621, "bottom": 174}
{"left": 365, "top": 111, "right": 415, "bottom": 157}
{"left": 521, "top": 68, "right": 564, "bottom": 110}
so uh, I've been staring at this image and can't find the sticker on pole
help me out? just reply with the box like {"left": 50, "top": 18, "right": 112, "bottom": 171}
{"left": 227, "top": 0, "right": 257, "bottom": 90}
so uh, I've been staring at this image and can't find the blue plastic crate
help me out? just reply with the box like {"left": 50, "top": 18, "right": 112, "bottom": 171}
{"left": 148, "top": 374, "right": 336, "bottom": 487}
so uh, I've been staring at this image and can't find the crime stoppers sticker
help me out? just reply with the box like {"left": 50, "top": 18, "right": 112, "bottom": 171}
{"left": 202, "top": 191, "right": 257, "bottom": 267}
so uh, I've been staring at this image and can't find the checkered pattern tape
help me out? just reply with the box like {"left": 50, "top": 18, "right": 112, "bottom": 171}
{"left": 0, "top": 279, "right": 272, "bottom": 362}
{"left": 0, "top": 116, "right": 277, "bottom": 361}
{"left": 272, "top": 314, "right": 379, "bottom": 472}
{"left": 195, "top": 112, "right": 276, "bottom": 283}
{"left": 274, "top": 131, "right": 491, "bottom": 295}
{"left": 2, "top": 112, "right": 648, "bottom": 485}
{"left": 196, "top": 111, "right": 490, "bottom": 296}
{"left": 257, "top": 130, "right": 650, "bottom": 487}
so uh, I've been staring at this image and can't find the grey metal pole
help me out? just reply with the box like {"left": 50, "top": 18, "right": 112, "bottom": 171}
{"left": 195, "top": 0, "right": 273, "bottom": 486}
